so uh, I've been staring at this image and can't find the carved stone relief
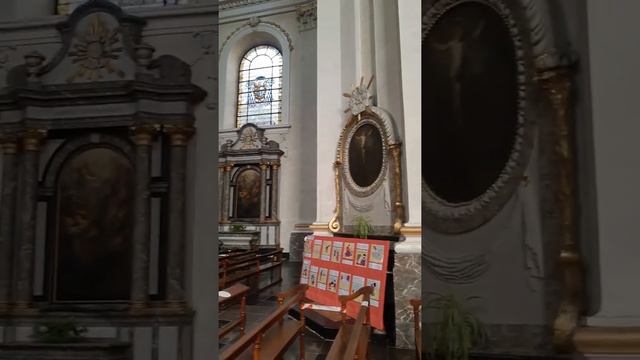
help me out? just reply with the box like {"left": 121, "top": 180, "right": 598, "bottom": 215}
{"left": 296, "top": 1, "right": 317, "bottom": 32}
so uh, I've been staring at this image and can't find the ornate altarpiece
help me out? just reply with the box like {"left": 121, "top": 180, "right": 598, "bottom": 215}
{"left": 0, "top": 0, "right": 205, "bottom": 355}
{"left": 219, "top": 124, "right": 284, "bottom": 244}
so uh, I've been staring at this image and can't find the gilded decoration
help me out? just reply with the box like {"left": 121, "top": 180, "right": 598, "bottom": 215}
{"left": 332, "top": 76, "right": 405, "bottom": 234}
{"left": 537, "top": 63, "right": 583, "bottom": 353}
{"left": 67, "top": 14, "right": 125, "bottom": 83}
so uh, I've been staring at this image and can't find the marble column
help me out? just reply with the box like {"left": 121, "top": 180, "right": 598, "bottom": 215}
{"left": 270, "top": 163, "right": 280, "bottom": 221}
{"left": 164, "top": 125, "right": 193, "bottom": 308}
{"left": 130, "top": 125, "right": 156, "bottom": 312}
{"left": 259, "top": 162, "right": 267, "bottom": 222}
{"left": 221, "top": 164, "right": 232, "bottom": 223}
{"left": 14, "top": 129, "right": 46, "bottom": 311}
{"left": 0, "top": 135, "right": 18, "bottom": 312}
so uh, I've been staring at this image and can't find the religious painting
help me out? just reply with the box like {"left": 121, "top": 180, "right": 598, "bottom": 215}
{"left": 54, "top": 147, "right": 134, "bottom": 301}
{"left": 422, "top": 2, "right": 519, "bottom": 203}
{"left": 234, "top": 168, "right": 261, "bottom": 219}
{"left": 347, "top": 122, "right": 384, "bottom": 189}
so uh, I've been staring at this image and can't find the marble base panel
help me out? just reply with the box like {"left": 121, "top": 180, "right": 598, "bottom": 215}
{"left": 288, "top": 231, "right": 311, "bottom": 262}
{"left": 393, "top": 252, "right": 421, "bottom": 349}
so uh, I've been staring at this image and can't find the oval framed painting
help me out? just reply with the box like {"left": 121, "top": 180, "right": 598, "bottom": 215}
{"left": 422, "top": 0, "right": 532, "bottom": 233}
{"left": 342, "top": 115, "right": 389, "bottom": 197}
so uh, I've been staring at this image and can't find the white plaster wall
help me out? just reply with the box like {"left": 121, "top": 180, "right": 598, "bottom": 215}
{"left": 218, "top": 1, "right": 317, "bottom": 253}
{"left": 585, "top": 0, "right": 640, "bottom": 326}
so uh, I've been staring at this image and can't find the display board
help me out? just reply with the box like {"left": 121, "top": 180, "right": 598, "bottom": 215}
{"left": 300, "top": 235, "right": 390, "bottom": 330}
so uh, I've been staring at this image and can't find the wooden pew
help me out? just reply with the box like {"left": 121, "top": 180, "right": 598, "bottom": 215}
{"left": 219, "top": 248, "right": 283, "bottom": 291}
{"left": 325, "top": 286, "right": 373, "bottom": 360}
{"left": 410, "top": 299, "right": 422, "bottom": 360}
{"left": 220, "top": 284, "right": 308, "bottom": 360}
{"left": 219, "top": 283, "right": 250, "bottom": 339}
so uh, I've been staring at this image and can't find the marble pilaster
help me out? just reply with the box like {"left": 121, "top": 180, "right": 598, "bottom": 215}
{"left": 130, "top": 125, "right": 156, "bottom": 312}
{"left": 163, "top": 125, "right": 193, "bottom": 308}
{"left": 221, "top": 164, "right": 231, "bottom": 223}
{"left": 0, "top": 135, "right": 18, "bottom": 312}
{"left": 270, "top": 163, "right": 279, "bottom": 221}
{"left": 14, "top": 129, "right": 46, "bottom": 311}
{"left": 259, "top": 163, "right": 267, "bottom": 222}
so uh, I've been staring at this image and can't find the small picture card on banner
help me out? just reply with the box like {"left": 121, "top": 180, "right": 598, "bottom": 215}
{"left": 368, "top": 244, "right": 385, "bottom": 270}
{"left": 331, "top": 242, "right": 342, "bottom": 263}
{"left": 367, "top": 279, "right": 381, "bottom": 307}
{"left": 355, "top": 243, "right": 369, "bottom": 267}
{"left": 300, "top": 260, "right": 311, "bottom": 284}
{"left": 351, "top": 276, "right": 366, "bottom": 301}
{"left": 303, "top": 236, "right": 312, "bottom": 258}
{"left": 309, "top": 266, "right": 319, "bottom": 287}
{"left": 338, "top": 273, "right": 351, "bottom": 295}
{"left": 318, "top": 268, "right": 328, "bottom": 290}
{"left": 342, "top": 243, "right": 355, "bottom": 265}
{"left": 321, "top": 241, "right": 332, "bottom": 261}
{"left": 312, "top": 239, "right": 322, "bottom": 259}
{"left": 328, "top": 270, "right": 339, "bottom": 292}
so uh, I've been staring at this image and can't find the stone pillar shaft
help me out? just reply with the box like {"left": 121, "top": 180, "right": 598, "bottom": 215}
{"left": 0, "top": 136, "right": 18, "bottom": 311}
{"left": 14, "top": 129, "right": 46, "bottom": 309}
{"left": 271, "top": 164, "right": 279, "bottom": 221}
{"left": 221, "top": 165, "right": 231, "bottom": 223}
{"left": 130, "top": 125, "right": 155, "bottom": 311}
{"left": 164, "top": 125, "right": 193, "bottom": 306}
{"left": 259, "top": 163, "right": 267, "bottom": 222}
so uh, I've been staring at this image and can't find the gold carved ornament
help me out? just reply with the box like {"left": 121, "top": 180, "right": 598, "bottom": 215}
{"left": 67, "top": 14, "right": 124, "bottom": 83}
{"left": 537, "top": 64, "right": 584, "bottom": 353}
{"left": 328, "top": 159, "right": 342, "bottom": 233}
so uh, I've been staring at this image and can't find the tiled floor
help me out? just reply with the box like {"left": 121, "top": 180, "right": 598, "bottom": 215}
{"left": 219, "top": 260, "right": 415, "bottom": 359}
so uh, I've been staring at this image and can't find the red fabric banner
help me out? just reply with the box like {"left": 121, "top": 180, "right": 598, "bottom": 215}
{"left": 300, "top": 235, "right": 390, "bottom": 330}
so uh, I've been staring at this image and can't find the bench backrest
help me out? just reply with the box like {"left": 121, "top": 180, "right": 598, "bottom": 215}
{"left": 219, "top": 284, "right": 307, "bottom": 360}
{"left": 326, "top": 286, "right": 373, "bottom": 360}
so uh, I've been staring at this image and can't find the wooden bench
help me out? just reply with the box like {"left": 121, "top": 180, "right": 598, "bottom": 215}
{"left": 219, "top": 283, "right": 250, "bottom": 340}
{"left": 410, "top": 299, "right": 422, "bottom": 360}
{"left": 325, "top": 286, "right": 373, "bottom": 360}
{"left": 220, "top": 284, "right": 307, "bottom": 360}
{"left": 219, "top": 248, "right": 283, "bottom": 291}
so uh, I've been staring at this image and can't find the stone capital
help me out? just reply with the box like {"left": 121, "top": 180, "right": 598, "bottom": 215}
{"left": 163, "top": 125, "right": 195, "bottom": 147}
{"left": 21, "top": 129, "right": 47, "bottom": 152}
{"left": 130, "top": 124, "right": 160, "bottom": 146}
{"left": 1, "top": 133, "right": 18, "bottom": 154}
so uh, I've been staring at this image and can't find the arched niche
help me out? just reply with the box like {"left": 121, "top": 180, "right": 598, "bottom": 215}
{"left": 219, "top": 19, "right": 293, "bottom": 130}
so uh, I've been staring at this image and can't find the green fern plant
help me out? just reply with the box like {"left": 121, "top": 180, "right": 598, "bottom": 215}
{"left": 230, "top": 223, "right": 247, "bottom": 232}
{"left": 353, "top": 216, "right": 373, "bottom": 239}
{"left": 32, "top": 320, "right": 87, "bottom": 343}
{"left": 427, "top": 292, "right": 486, "bottom": 360}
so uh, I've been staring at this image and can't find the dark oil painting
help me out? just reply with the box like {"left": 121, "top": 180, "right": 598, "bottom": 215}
{"left": 235, "top": 168, "right": 261, "bottom": 219}
{"left": 422, "top": 2, "right": 518, "bottom": 203}
{"left": 54, "top": 147, "right": 134, "bottom": 302}
{"left": 348, "top": 123, "right": 384, "bottom": 188}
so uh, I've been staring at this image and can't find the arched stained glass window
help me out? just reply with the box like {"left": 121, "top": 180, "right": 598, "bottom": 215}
{"left": 236, "top": 45, "right": 283, "bottom": 128}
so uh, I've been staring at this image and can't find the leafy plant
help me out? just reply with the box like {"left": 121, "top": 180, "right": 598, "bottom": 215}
{"left": 230, "top": 223, "right": 247, "bottom": 232}
{"left": 353, "top": 216, "right": 373, "bottom": 239}
{"left": 32, "top": 320, "right": 87, "bottom": 343}
{"left": 426, "top": 292, "right": 486, "bottom": 360}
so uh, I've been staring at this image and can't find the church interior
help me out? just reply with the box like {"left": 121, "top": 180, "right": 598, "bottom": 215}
{"left": 0, "top": 0, "right": 636, "bottom": 359}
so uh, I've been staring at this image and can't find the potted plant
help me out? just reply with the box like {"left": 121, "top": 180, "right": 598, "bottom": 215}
{"left": 32, "top": 320, "right": 87, "bottom": 343}
{"left": 426, "top": 292, "right": 487, "bottom": 360}
{"left": 353, "top": 216, "right": 373, "bottom": 239}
